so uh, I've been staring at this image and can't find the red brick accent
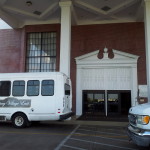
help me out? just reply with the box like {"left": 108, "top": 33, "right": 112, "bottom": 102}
{"left": 71, "top": 22, "right": 146, "bottom": 112}
{"left": 0, "top": 24, "right": 61, "bottom": 72}
{"left": 0, "top": 29, "right": 22, "bottom": 73}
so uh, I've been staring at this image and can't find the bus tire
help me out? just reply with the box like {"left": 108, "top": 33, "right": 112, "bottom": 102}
{"left": 12, "top": 113, "right": 29, "bottom": 128}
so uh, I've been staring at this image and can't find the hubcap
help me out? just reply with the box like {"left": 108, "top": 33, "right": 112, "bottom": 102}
{"left": 15, "top": 116, "right": 24, "bottom": 126}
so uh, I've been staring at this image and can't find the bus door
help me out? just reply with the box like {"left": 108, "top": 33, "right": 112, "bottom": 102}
{"left": 64, "top": 83, "right": 72, "bottom": 113}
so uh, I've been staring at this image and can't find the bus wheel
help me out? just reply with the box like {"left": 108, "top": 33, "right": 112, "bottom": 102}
{"left": 12, "top": 113, "right": 29, "bottom": 128}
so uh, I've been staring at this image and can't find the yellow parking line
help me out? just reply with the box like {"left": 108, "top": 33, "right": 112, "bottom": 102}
{"left": 0, "top": 130, "right": 127, "bottom": 139}
{"left": 0, "top": 131, "right": 71, "bottom": 136}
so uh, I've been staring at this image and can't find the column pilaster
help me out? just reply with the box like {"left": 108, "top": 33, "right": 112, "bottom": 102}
{"left": 144, "top": 0, "right": 150, "bottom": 102}
{"left": 59, "top": 1, "right": 72, "bottom": 77}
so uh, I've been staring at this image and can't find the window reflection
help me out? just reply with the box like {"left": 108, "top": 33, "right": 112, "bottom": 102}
{"left": 108, "top": 94, "right": 118, "bottom": 103}
{"left": 26, "top": 32, "right": 56, "bottom": 72}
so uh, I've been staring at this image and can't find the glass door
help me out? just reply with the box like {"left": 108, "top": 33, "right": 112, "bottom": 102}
{"left": 83, "top": 90, "right": 130, "bottom": 117}
{"left": 83, "top": 91, "right": 105, "bottom": 116}
{"left": 107, "top": 91, "right": 121, "bottom": 116}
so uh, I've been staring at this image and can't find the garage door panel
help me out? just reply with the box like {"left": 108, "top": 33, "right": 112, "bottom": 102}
{"left": 81, "top": 68, "right": 131, "bottom": 90}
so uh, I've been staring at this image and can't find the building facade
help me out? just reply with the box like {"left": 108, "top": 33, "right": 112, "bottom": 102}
{"left": 0, "top": 0, "right": 149, "bottom": 117}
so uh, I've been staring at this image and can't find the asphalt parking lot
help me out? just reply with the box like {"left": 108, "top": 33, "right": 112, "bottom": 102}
{"left": 55, "top": 124, "right": 147, "bottom": 150}
{"left": 0, "top": 121, "right": 149, "bottom": 150}
{"left": 0, "top": 122, "right": 76, "bottom": 150}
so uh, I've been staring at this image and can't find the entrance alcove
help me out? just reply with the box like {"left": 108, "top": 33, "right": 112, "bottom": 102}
{"left": 75, "top": 48, "right": 139, "bottom": 116}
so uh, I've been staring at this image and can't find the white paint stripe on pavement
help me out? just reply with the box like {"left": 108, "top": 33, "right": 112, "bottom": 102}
{"left": 54, "top": 125, "right": 80, "bottom": 150}
{"left": 70, "top": 137, "right": 137, "bottom": 150}
{"left": 75, "top": 132, "right": 128, "bottom": 142}
{"left": 63, "top": 145, "right": 87, "bottom": 150}
{"left": 80, "top": 126, "right": 126, "bottom": 133}
{"left": 78, "top": 128, "right": 125, "bottom": 136}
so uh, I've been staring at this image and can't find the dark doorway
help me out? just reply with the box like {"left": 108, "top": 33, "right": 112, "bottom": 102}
{"left": 107, "top": 91, "right": 121, "bottom": 116}
{"left": 107, "top": 90, "right": 131, "bottom": 116}
{"left": 83, "top": 91, "right": 105, "bottom": 116}
{"left": 81, "top": 90, "right": 131, "bottom": 120}
{"left": 120, "top": 92, "right": 131, "bottom": 115}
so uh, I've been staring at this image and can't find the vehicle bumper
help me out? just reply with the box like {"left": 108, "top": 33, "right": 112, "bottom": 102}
{"left": 59, "top": 112, "right": 74, "bottom": 120}
{"left": 127, "top": 125, "right": 150, "bottom": 147}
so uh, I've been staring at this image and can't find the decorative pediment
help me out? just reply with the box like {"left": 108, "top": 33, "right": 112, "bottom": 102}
{"left": 75, "top": 50, "right": 100, "bottom": 62}
{"left": 75, "top": 47, "right": 139, "bottom": 66}
{"left": 112, "top": 49, "right": 139, "bottom": 60}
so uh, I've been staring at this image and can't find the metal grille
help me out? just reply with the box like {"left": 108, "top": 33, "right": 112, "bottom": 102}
{"left": 26, "top": 32, "right": 56, "bottom": 72}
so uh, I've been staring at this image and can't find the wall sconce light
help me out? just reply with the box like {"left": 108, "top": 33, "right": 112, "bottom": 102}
{"left": 26, "top": 1, "right": 32, "bottom": 6}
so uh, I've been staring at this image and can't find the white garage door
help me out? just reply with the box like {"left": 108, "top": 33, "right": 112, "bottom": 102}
{"left": 81, "top": 67, "right": 131, "bottom": 90}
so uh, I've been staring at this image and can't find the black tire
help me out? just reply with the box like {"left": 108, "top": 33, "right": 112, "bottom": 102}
{"left": 11, "top": 113, "right": 29, "bottom": 128}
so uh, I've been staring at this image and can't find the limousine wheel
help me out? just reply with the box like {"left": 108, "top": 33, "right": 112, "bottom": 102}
{"left": 12, "top": 113, "right": 29, "bottom": 128}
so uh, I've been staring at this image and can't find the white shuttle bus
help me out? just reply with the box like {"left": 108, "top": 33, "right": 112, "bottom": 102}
{"left": 0, "top": 72, "right": 73, "bottom": 128}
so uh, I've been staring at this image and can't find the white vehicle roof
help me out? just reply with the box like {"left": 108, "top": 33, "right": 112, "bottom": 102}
{"left": 0, "top": 72, "right": 68, "bottom": 80}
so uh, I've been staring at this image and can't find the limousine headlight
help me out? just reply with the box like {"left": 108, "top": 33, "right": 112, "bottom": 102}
{"left": 136, "top": 115, "right": 150, "bottom": 125}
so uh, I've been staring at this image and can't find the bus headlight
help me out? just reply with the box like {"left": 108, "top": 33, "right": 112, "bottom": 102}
{"left": 136, "top": 115, "right": 150, "bottom": 125}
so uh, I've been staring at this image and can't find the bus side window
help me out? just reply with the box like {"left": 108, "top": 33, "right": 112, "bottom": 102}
{"left": 41, "top": 80, "right": 54, "bottom": 96}
{"left": 13, "top": 80, "right": 25, "bottom": 96}
{"left": 27, "top": 80, "right": 39, "bottom": 96}
{"left": 65, "top": 84, "right": 70, "bottom": 95}
{"left": 0, "top": 81, "right": 11, "bottom": 96}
